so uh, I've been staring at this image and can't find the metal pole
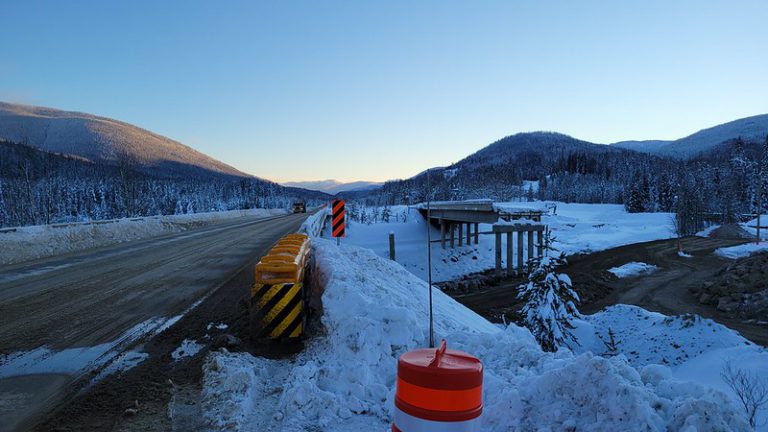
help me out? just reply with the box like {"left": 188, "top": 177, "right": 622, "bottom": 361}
{"left": 755, "top": 175, "right": 763, "bottom": 244}
{"left": 426, "top": 170, "right": 434, "bottom": 349}
{"left": 758, "top": 181, "right": 762, "bottom": 245}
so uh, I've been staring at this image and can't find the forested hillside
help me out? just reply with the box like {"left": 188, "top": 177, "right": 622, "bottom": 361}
{"left": 0, "top": 140, "right": 327, "bottom": 228}
{"left": 0, "top": 102, "right": 247, "bottom": 178}
{"left": 349, "top": 133, "right": 768, "bottom": 234}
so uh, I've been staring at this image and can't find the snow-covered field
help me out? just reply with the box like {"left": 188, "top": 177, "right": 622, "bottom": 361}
{"left": 0, "top": 208, "right": 288, "bottom": 265}
{"left": 201, "top": 240, "right": 762, "bottom": 431}
{"left": 608, "top": 262, "right": 658, "bottom": 278}
{"left": 331, "top": 202, "right": 674, "bottom": 282}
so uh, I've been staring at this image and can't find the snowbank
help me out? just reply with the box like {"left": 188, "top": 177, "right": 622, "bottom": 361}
{"left": 607, "top": 262, "right": 658, "bottom": 278}
{"left": 0, "top": 208, "right": 288, "bottom": 265}
{"left": 715, "top": 242, "right": 768, "bottom": 259}
{"left": 334, "top": 202, "right": 674, "bottom": 282}
{"left": 201, "top": 241, "right": 750, "bottom": 431}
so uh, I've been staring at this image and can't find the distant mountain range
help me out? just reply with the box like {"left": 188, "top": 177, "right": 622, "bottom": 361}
{"left": 281, "top": 179, "right": 383, "bottom": 195}
{"left": 0, "top": 102, "right": 247, "bottom": 178}
{"left": 385, "top": 113, "right": 768, "bottom": 188}
{"left": 611, "top": 114, "right": 768, "bottom": 158}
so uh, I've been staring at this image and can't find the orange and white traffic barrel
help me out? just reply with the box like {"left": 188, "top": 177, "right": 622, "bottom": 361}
{"left": 393, "top": 339, "right": 483, "bottom": 431}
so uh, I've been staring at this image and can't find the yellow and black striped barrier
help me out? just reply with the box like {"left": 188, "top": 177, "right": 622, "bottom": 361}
{"left": 251, "top": 282, "right": 304, "bottom": 339}
{"left": 250, "top": 233, "right": 311, "bottom": 342}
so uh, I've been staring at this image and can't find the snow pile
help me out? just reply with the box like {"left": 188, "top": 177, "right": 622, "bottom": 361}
{"left": 201, "top": 241, "right": 750, "bottom": 431}
{"left": 715, "top": 242, "right": 768, "bottom": 259}
{"left": 335, "top": 202, "right": 674, "bottom": 282}
{"left": 0, "top": 208, "right": 288, "bottom": 265}
{"left": 607, "top": 262, "right": 658, "bottom": 278}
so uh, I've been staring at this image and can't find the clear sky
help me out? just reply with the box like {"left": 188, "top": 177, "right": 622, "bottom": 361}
{"left": 1, "top": 1, "right": 767, "bottom": 183}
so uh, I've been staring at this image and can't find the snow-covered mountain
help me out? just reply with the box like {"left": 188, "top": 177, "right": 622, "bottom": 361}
{"left": 281, "top": 179, "right": 383, "bottom": 194}
{"left": 656, "top": 114, "right": 768, "bottom": 158}
{"left": 0, "top": 101, "right": 247, "bottom": 178}
{"left": 611, "top": 140, "right": 672, "bottom": 154}
{"left": 611, "top": 114, "right": 768, "bottom": 158}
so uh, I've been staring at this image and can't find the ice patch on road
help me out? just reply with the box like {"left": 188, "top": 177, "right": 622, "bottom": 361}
{"left": 172, "top": 339, "right": 204, "bottom": 361}
{"left": 92, "top": 350, "right": 149, "bottom": 381}
{"left": 0, "top": 306, "right": 202, "bottom": 382}
{"left": 201, "top": 241, "right": 749, "bottom": 431}
{"left": 0, "top": 345, "right": 115, "bottom": 378}
{"left": 607, "top": 262, "right": 658, "bottom": 278}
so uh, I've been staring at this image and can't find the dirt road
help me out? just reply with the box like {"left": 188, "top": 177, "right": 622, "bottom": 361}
{"left": 0, "top": 212, "right": 308, "bottom": 431}
{"left": 455, "top": 228, "right": 768, "bottom": 347}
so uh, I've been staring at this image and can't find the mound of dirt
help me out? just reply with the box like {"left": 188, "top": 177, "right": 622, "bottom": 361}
{"left": 691, "top": 251, "right": 768, "bottom": 321}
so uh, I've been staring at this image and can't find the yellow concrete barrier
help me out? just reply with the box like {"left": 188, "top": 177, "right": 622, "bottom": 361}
{"left": 250, "top": 233, "right": 311, "bottom": 341}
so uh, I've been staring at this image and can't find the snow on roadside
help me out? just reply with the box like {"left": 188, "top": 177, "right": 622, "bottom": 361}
{"left": 0, "top": 208, "right": 288, "bottom": 265}
{"left": 715, "top": 242, "right": 768, "bottom": 259}
{"left": 607, "top": 262, "right": 658, "bottom": 278}
{"left": 201, "top": 241, "right": 749, "bottom": 431}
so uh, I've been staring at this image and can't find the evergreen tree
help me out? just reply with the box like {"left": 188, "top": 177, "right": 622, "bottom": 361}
{"left": 381, "top": 206, "right": 391, "bottom": 223}
{"left": 625, "top": 173, "right": 649, "bottom": 213}
{"left": 0, "top": 179, "right": 7, "bottom": 227}
{"left": 517, "top": 232, "right": 580, "bottom": 352}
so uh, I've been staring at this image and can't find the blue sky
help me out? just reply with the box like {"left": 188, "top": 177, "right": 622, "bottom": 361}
{"left": 1, "top": 1, "right": 767, "bottom": 183}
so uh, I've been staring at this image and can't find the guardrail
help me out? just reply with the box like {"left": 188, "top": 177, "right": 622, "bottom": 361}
{"left": 250, "top": 233, "right": 312, "bottom": 341}
{"left": 299, "top": 206, "right": 329, "bottom": 237}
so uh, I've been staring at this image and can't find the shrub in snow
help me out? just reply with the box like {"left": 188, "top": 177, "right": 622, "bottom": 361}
{"left": 721, "top": 361, "right": 768, "bottom": 428}
{"left": 517, "top": 253, "right": 580, "bottom": 352}
{"left": 600, "top": 327, "right": 620, "bottom": 357}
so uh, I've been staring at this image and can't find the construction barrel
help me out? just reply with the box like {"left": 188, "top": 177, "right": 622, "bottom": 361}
{"left": 393, "top": 340, "right": 483, "bottom": 431}
{"left": 250, "top": 233, "right": 311, "bottom": 341}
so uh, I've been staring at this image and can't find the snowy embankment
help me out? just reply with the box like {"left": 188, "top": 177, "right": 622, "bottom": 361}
{"left": 607, "top": 262, "right": 658, "bottom": 278}
{"left": 0, "top": 208, "right": 288, "bottom": 265}
{"left": 335, "top": 202, "right": 674, "bottom": 282}
{"left": 201, "top": 240, "right": 754, "bottom": 431}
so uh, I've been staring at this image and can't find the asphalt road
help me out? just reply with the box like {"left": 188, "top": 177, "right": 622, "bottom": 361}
{"left": 0, "top": 212, "right": 308, "bottom": 431}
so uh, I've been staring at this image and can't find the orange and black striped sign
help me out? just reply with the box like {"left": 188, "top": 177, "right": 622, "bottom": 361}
{"left": 332, "top": 199, "right": 345, "bottom": 238}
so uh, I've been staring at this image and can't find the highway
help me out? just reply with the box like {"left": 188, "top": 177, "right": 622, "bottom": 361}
{"left": 0, "top": 212, "right": 308, "bottom": 431}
